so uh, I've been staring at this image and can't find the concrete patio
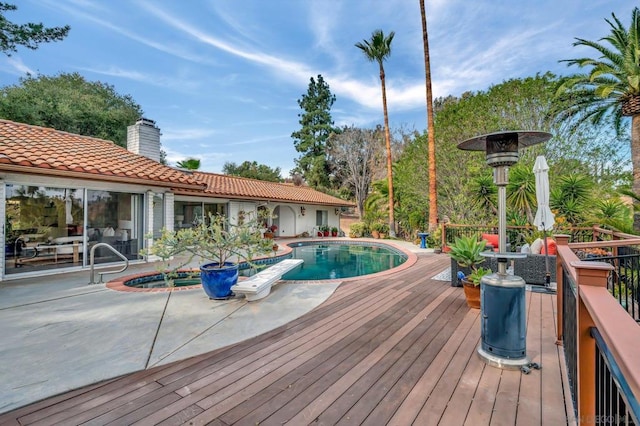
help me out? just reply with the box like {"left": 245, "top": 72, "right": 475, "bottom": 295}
{"left": 0, "top": 259, "right": 341, "bottom": 415}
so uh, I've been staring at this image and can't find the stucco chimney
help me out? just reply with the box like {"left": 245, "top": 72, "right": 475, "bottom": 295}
{"left": 127, "top": 118, "right": 160, "bottom": 162}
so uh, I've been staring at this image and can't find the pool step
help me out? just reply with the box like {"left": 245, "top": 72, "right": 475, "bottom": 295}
{"left": 231, "top": 259, "right": 303, "bottom": 301}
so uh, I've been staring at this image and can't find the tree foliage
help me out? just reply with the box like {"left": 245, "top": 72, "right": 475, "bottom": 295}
{"left": 327, "top": 126, "right": 385, "bottom": 218}
{"left": 432, "top": 73, "right": 566, "bottom": 223}
{"left": 0, "top": 2, "right": 70, "bottom": 55}
{"left": 176, "top": 158, "right": 201, "bottom": 170}
{"left": 222, "top": 160, "right": 282, "bottom": 182}
{"left": 393, "top": 131, "right": 430, "bottom": 236}
{"left": 291, "top": 74, "right": 338, "bottom": 189}
{"left": 0, "top": 72, "right": 143, "bottom": 147}
{"left": 392, "top": 73, "right": 629, "bottom": 228}
{"left": 550, "top": 174, "right": 594, "bottom": 225}
{"left": 555, "top": 7, "right": 640, "bottom": 230}
{"left": 555, "top": 7, "right": 640, "bottom": 136}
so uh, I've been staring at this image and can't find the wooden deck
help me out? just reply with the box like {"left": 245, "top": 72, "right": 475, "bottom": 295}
{"left": 0, "top": 255, "right": 570, "bottom": 425}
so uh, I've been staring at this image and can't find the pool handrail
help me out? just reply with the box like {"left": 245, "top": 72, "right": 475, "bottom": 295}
{"left": 89, "top": 242, "right": 129, "bottom": 284}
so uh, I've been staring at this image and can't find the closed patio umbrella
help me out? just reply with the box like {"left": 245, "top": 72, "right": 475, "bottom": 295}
{"left": 533, "top": 156, "right": 555, "bottom": 286}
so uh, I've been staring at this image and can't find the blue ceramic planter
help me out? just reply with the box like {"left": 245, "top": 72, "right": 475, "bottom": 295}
{"left": 200, "top": 262, "right": 239, "bottom": 299}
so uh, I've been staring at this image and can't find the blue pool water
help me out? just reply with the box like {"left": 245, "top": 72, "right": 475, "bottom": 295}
{"left": 281, "top": 242, "right": 407, "bottom": 280}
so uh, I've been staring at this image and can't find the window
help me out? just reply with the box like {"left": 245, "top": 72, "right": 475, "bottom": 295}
{"left": 87, "top": 190, "right": 143, "bottom": 263}
{"left": 5, "top": 184, "right": 84, "bottom": 274}
{"left": 316, "top": 210, "right": 328, "bottom": 226}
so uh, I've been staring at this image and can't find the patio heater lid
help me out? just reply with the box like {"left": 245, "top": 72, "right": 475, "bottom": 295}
{"left": 458, "top": 131, "right": 552, "bottom": 167}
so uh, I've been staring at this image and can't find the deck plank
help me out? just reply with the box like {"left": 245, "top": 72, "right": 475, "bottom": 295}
{"left": 322, "top": 295, "right": 469, "bottom": 425}
{"left": 464, "top": 357, "right": 500, "bottom": 426}
{"left": 0, "top": 255, "right": 570, "bottom": 426}
{"left": 412, "top": 307, "right": 482, "bottom": 426}
{"left": 517, "top": 290, "right": 542, "bottom": 425}
{"left": 386, "top": 308, "right": 480, "bottom": 425}
{"left": 540, "top": 291, "right": 569, "bottom": 425}
{"left": 274, "top": 286, "right": 458, "bottom": 425}
{"left": 220, "top": 274, "right": 446, "bottom": 425}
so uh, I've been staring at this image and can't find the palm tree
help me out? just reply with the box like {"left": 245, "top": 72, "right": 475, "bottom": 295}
{"left": 419, "top": 0, "right": 438, "bottom": 231}
{"left": 506, "top": 164, "right": 536, "bottom": 224}
{"left": 556, "top": 7, "right": 640, "bottom": 230}
{"left": 176, "top": 157, "right": 201, "bottom": 170}
{"left": 470, "top": 175, "right": 498, "bottom": 215}
{"left": 356, "top": 29, "right": 397, "bottom": 237}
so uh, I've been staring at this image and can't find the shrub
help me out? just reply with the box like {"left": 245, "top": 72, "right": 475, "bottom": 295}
{"left": 370, "top": 222, "right": 385, "bottom": 232}
{"left": 349, "top": 222, "right": 368, "bottom": 238}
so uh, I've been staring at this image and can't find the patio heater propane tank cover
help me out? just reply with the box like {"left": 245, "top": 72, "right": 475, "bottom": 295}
{"left": 479, "top": 270, "right": 528, "bottom": 363}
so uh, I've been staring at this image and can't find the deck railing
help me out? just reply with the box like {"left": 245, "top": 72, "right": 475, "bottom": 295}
{"left": 556, "top": 235, "right": 640, "bottom": 424}
{"left": 562, "top": 266, "right": 579, "bottom": 419}
{"left": 572, "top": 250, "right": 640, "bottom": 323}
{"left": 592, "top": 327, "right": 640, "bottom": 425}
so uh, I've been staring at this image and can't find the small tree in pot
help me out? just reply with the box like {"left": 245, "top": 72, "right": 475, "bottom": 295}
{"left": 448, "top": 235, "right": 492, "bottom": 309}
{"left": 145, "top": 213, "right": 273, "bottom": 299}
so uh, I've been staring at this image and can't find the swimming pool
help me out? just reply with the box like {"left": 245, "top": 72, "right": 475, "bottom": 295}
{"left": 281, "top": 242, "right": 408, "bottom": 280}
{"left": 106, "top": 240, "right": 413, "bottom": 292}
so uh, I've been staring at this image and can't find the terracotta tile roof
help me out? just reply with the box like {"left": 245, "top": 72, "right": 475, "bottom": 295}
{"left": 0, "top": 119, "right": 203, "bottom": 189}
{"left": 181, "top": 171, "right": 354, "bottom": 206}
{"left": 0, "top": 119, "right": 354, "bottom": 206}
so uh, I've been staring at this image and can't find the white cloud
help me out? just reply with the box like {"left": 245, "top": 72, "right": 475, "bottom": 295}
{"left": 76, "top": 66, "right": 201, "bottom": 92}
{"left": 139, "top": 3, "right": 315, "bottom": 85}
{"left": 1, "top": 57, "right": 35, "bottom": 76}
{"left": 161, "top": 128, "right": 218, "bottom": 142}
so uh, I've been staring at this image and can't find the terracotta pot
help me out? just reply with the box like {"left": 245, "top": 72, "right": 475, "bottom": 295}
{"left": 371, "top": 231, "right": 380, "bottom": 239}
{"left": 462, "top": 279, "right": 480, "bottom": 309}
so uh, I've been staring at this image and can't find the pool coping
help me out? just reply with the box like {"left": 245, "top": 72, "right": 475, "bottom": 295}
{"left": 105, "top": 238, "right": 418, "bottom": 292}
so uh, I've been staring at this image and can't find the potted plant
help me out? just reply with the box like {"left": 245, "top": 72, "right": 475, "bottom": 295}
{"left": 321, "top": 225, "right": 330, "bottom": 237}
{"left": 378, "top": 223, "right": 389, "bottom": 239}
{"left": 263, "top": 224, "right": 277, "bottom": 239}
{"left": 370, "top": 222, "right": 384, "bottom": 239}
{"left": 430, "top": 226, "right": 443, "bottom": 253}
{"left": 448, "top": 235, "right": 492, "bottom": 309}
{"left": 331, "top": 226, "right": 339, "bottom": 237}
{"left": 145, "top": 213, "right": 273, "bottom": 300}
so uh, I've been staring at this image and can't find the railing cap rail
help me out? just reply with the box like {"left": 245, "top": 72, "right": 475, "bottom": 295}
{"left": 580, "top": 285, "right": 640, "bottom": 403}
{"left": 570, "top": 238, "right": 640, "bottom": 249}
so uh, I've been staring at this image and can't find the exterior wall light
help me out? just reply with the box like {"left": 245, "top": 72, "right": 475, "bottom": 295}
{"left": 300, "top": 206, "right": 306, "bottom": 216}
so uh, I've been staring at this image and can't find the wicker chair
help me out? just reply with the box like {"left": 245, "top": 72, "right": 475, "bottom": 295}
{"left": 513, "top": 253, "right": 556, "bottom": 286}
{"left": 450, "top": 254, "right": 556, "bottom": 287}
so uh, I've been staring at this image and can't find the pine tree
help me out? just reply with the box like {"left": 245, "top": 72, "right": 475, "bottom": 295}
{"left": 291, "top": 75, "right": 338, "bottom": 189}
{"left": 0, "top": 2, "right": 70, "bottom": 55}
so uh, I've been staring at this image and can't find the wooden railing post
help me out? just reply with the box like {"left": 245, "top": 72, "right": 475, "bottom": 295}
{"left": 572, "top": 260, "right": 613, "bottom": 425}
{"left": 555, "top": 234, "right": 570, "bottom": 343}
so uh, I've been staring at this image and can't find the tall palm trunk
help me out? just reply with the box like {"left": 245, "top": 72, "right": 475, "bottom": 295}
{"left": 379, "top": 63, "right": 396, "bottom": 237}
{"left": 632, "top": 115, "right": 640, "bottom": 231}
{"left": 419, "top": 0, "right": 438, "bottom": 232}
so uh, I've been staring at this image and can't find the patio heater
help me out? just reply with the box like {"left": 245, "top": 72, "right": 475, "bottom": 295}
{"left": 458, "top": 131, "right": 550, "bottom": 373}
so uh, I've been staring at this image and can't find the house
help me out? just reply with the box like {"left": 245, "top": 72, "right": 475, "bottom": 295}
{"left": 0, "top": 118, "right": 351, "bottom": 280}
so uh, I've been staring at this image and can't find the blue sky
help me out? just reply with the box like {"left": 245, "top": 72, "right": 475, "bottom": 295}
{"left": 1, "top": 0, "right": 636, "bottom": 175}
